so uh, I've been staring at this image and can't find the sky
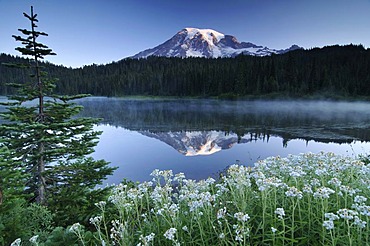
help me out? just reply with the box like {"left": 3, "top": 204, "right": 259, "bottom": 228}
{"left": 1, "top": 0, "right": 370, "bottom": 68}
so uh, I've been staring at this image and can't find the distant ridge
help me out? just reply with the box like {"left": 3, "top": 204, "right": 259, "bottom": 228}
{"left": 132, "top": 27, "right": 302, "bottom": 59}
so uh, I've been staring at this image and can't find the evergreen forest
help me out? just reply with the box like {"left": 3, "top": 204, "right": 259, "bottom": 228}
{"left": 1, "top": 44, "right": 370, "bottom": 99}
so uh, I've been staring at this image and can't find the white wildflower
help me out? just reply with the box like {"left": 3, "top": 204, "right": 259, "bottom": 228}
{"left": 11, "top": 238, "right": 21, "bottom": 246}
{"left": 302, "top": 184, "right": 313, "bottom": 194}
{"left": 138, "top": 181, "right": 153, "bottom": 193}
{"left": 182, "top": 226, "right": 189, "bottom": 232}
{"left": 356, "top": 204, "right": 370, "bottom": 216}
{"left": 205, "top": 177, "right": 216, "bottom": 185}
{"left": 289, "top": 166, "right": 306, "bottom": 177}
{"left": 234, "top": 212, "right": 250, "bottom": 222}
{"left": 313, "top": 187, "right": 335, "bottom": 199}
{"left": 337, "top": 208, "right": 358, "bottom": 220}
{"left": 29, "top": 235, "right": 39, "bottom": 244}
{"left": 256, "top": 177, "right": 284, "bottom": 191}
{"left": 156, "top": 208, "right": 165, "bottom": 216}
{"left": 339, "top": 185, "right": 359, "bottom": 196}
{"left": 328, "top": 177, "right": 342, "bottom": 187}
{"left": 138, "top": 233, "right": 155, "bottom": 246}
{"left": 354, "top": 216, "right": 367, "bottom": 228}
{"left": 325, "top": 213, "right": 339, "bottom": 221}
{"left": 164, "top": 228, "right": 177, "bottom": 241}
{"left": 354, "top": 195, "right": 367, "bottom": 204}
{"left": 217, "top": 207, "right": 227, "bottom": 220}
{"left": 285, "top": 186, "right": 303, "bottom": 199}
{"left": 314, "top": 168, "right": 328, "bottom": 176}
{"left": 69, "top": 223, "right": 82, "bottom": 233}
{"left": 227, "top": 164, "right": 251, "bottom": 188}
{"left": 161, "top": 170, "right": 173, "bottom": 182}
{"left": 215, "top": 183, "right": 229, "bottom": 195}
{"left": 174, "top": 172, "right": 186, "bottom": 182}
{"left": 95, "top": 201, "right": 107, "bottom": 210}
{"left": 110, "top": 220, "right": 126, "bottom": 241}
{"left": 219, "top": 233, "right": 225, "bottom": 239}
{"left": 150, "top": 186, "right": 163, "bottom": 202}
{"left": 310, "top": 178, "right": 321, "bottom": 187}
{"left": 271, "top": 227, "right": 277, "bottom": 233}
{"left": 235, "top": 235, "right": 243, "bottom": 241}
{"left": 127, "top": 188, "right": 143, "bottom": 200}
{"left": 89, "top": 216, "right": 102, "bottom": 226}
{"left": 151, "top": 169, "right": 173, "bottom": 183}
{"left": 188, "top": 200, "right": 203, "bottom": 212}
{"left": 150, "top": 169, "right": 160, "bottom": 178}
{"left": 275, "top": 208, "right": 285, "bottom": 219}
{"left": 323, "top": 220, "right": 335, "bottom": 230}
{"left": 168, "top": 203, "right": 179, "bottom": 216}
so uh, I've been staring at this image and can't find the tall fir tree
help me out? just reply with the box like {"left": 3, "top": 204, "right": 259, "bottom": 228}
{"left": 0, "top": 6, "right": 115, "bottom": 223}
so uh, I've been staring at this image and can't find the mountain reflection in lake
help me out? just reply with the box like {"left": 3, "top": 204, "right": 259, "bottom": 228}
{"left": 76, "top": 97, "right": 370, "bottom": 184}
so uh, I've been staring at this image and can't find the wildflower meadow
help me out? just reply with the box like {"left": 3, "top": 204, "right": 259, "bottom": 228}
{"left": 13, "top": 152, "right": 370, "bottom": 245}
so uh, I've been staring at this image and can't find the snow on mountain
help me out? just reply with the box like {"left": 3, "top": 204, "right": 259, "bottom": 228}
{"left": 139, "top": 130, "right": 255, "bottom": 156}
{"left": 132, "top": 27, "right": 302, "bottom": 59}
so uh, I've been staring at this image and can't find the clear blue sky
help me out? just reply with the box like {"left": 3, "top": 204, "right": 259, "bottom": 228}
{"left": 1, "top": 0, "right": 369, "bottom": 68}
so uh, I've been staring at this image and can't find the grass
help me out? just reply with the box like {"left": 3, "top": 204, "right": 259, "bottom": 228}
{"left": 16, "top": 152, "right": 370, "bottom": 245}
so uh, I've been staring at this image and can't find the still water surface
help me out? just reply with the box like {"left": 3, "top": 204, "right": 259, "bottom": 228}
{"left": 76, "top": 97, "right": 370, "bottom": 184}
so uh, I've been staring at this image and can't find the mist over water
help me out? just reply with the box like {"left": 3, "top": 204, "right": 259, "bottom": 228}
{"left": 77, "top": 97, "right": 370, "bottom": 140}
{"left": 73, "top": 97, "right": 370, "bottom": 184}
{"left": 2, "top": 96, "right": 369, "bottom": 184}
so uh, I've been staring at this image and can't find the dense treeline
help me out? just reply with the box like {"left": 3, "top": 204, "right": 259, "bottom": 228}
{"left": 1, "top": 44, "right": 370, "bottom": 98}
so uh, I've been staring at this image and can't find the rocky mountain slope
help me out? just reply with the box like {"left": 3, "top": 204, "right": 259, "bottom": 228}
{"left": 132, "top": 27, "right": 301, "bottom": 58}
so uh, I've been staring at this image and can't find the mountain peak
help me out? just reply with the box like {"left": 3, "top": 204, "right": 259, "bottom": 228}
{"left": 132, "top": 28, "right": 302, "bottom": 59}
{"left": 181, "top": 27, "right": 225, "bottom": 45}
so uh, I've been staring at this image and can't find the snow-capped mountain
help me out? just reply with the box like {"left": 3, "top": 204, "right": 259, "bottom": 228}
{"left": 139, "top": 130, "right": 257, "bottom": 156}
{"left": 132, "top": 27, "right": 302, "bottom": 59}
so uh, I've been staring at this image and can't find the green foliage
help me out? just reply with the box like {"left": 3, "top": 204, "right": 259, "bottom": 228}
{"left": 23, "top": 203, "right": 54, "bottom": 235}
{"left": 41, "top": 225, "right": 98, "bottom": 246}
{"left": 47, "top": 162, "right": 113, "bottom": 227}
{"left": 0, "top": 144, "right": 28, "bottom": 200}
{"left": 42, "top": 227, "right": 79, "bottom": 246}
{"left": 0, "top": 198, "right": 53, "bottom": 245}
{"left": 0, "top": 5, "right": 116, "bottom": 231}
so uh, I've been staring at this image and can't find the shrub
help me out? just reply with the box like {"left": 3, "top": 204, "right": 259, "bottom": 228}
{"left": 0, "top": 199, "right": 53, "bottom": 245}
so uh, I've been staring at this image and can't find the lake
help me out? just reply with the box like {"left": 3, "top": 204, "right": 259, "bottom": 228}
{"left": 74, "top": 97, "right": 370, "bottom": 185}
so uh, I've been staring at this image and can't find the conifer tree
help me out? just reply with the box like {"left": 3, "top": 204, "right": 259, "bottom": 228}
{"left": 0, "top": 5, "right": 115, "bottom": 219}
{"left": 0, "top": 144, "right": 25, "bottom": 202}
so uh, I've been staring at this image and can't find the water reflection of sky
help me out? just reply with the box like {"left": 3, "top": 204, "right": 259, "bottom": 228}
{"left": 2, "top": 96, "right": 370, "bottom": 184}
{"left": 93, "top": 125, "right": 370, "bottom": 185}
